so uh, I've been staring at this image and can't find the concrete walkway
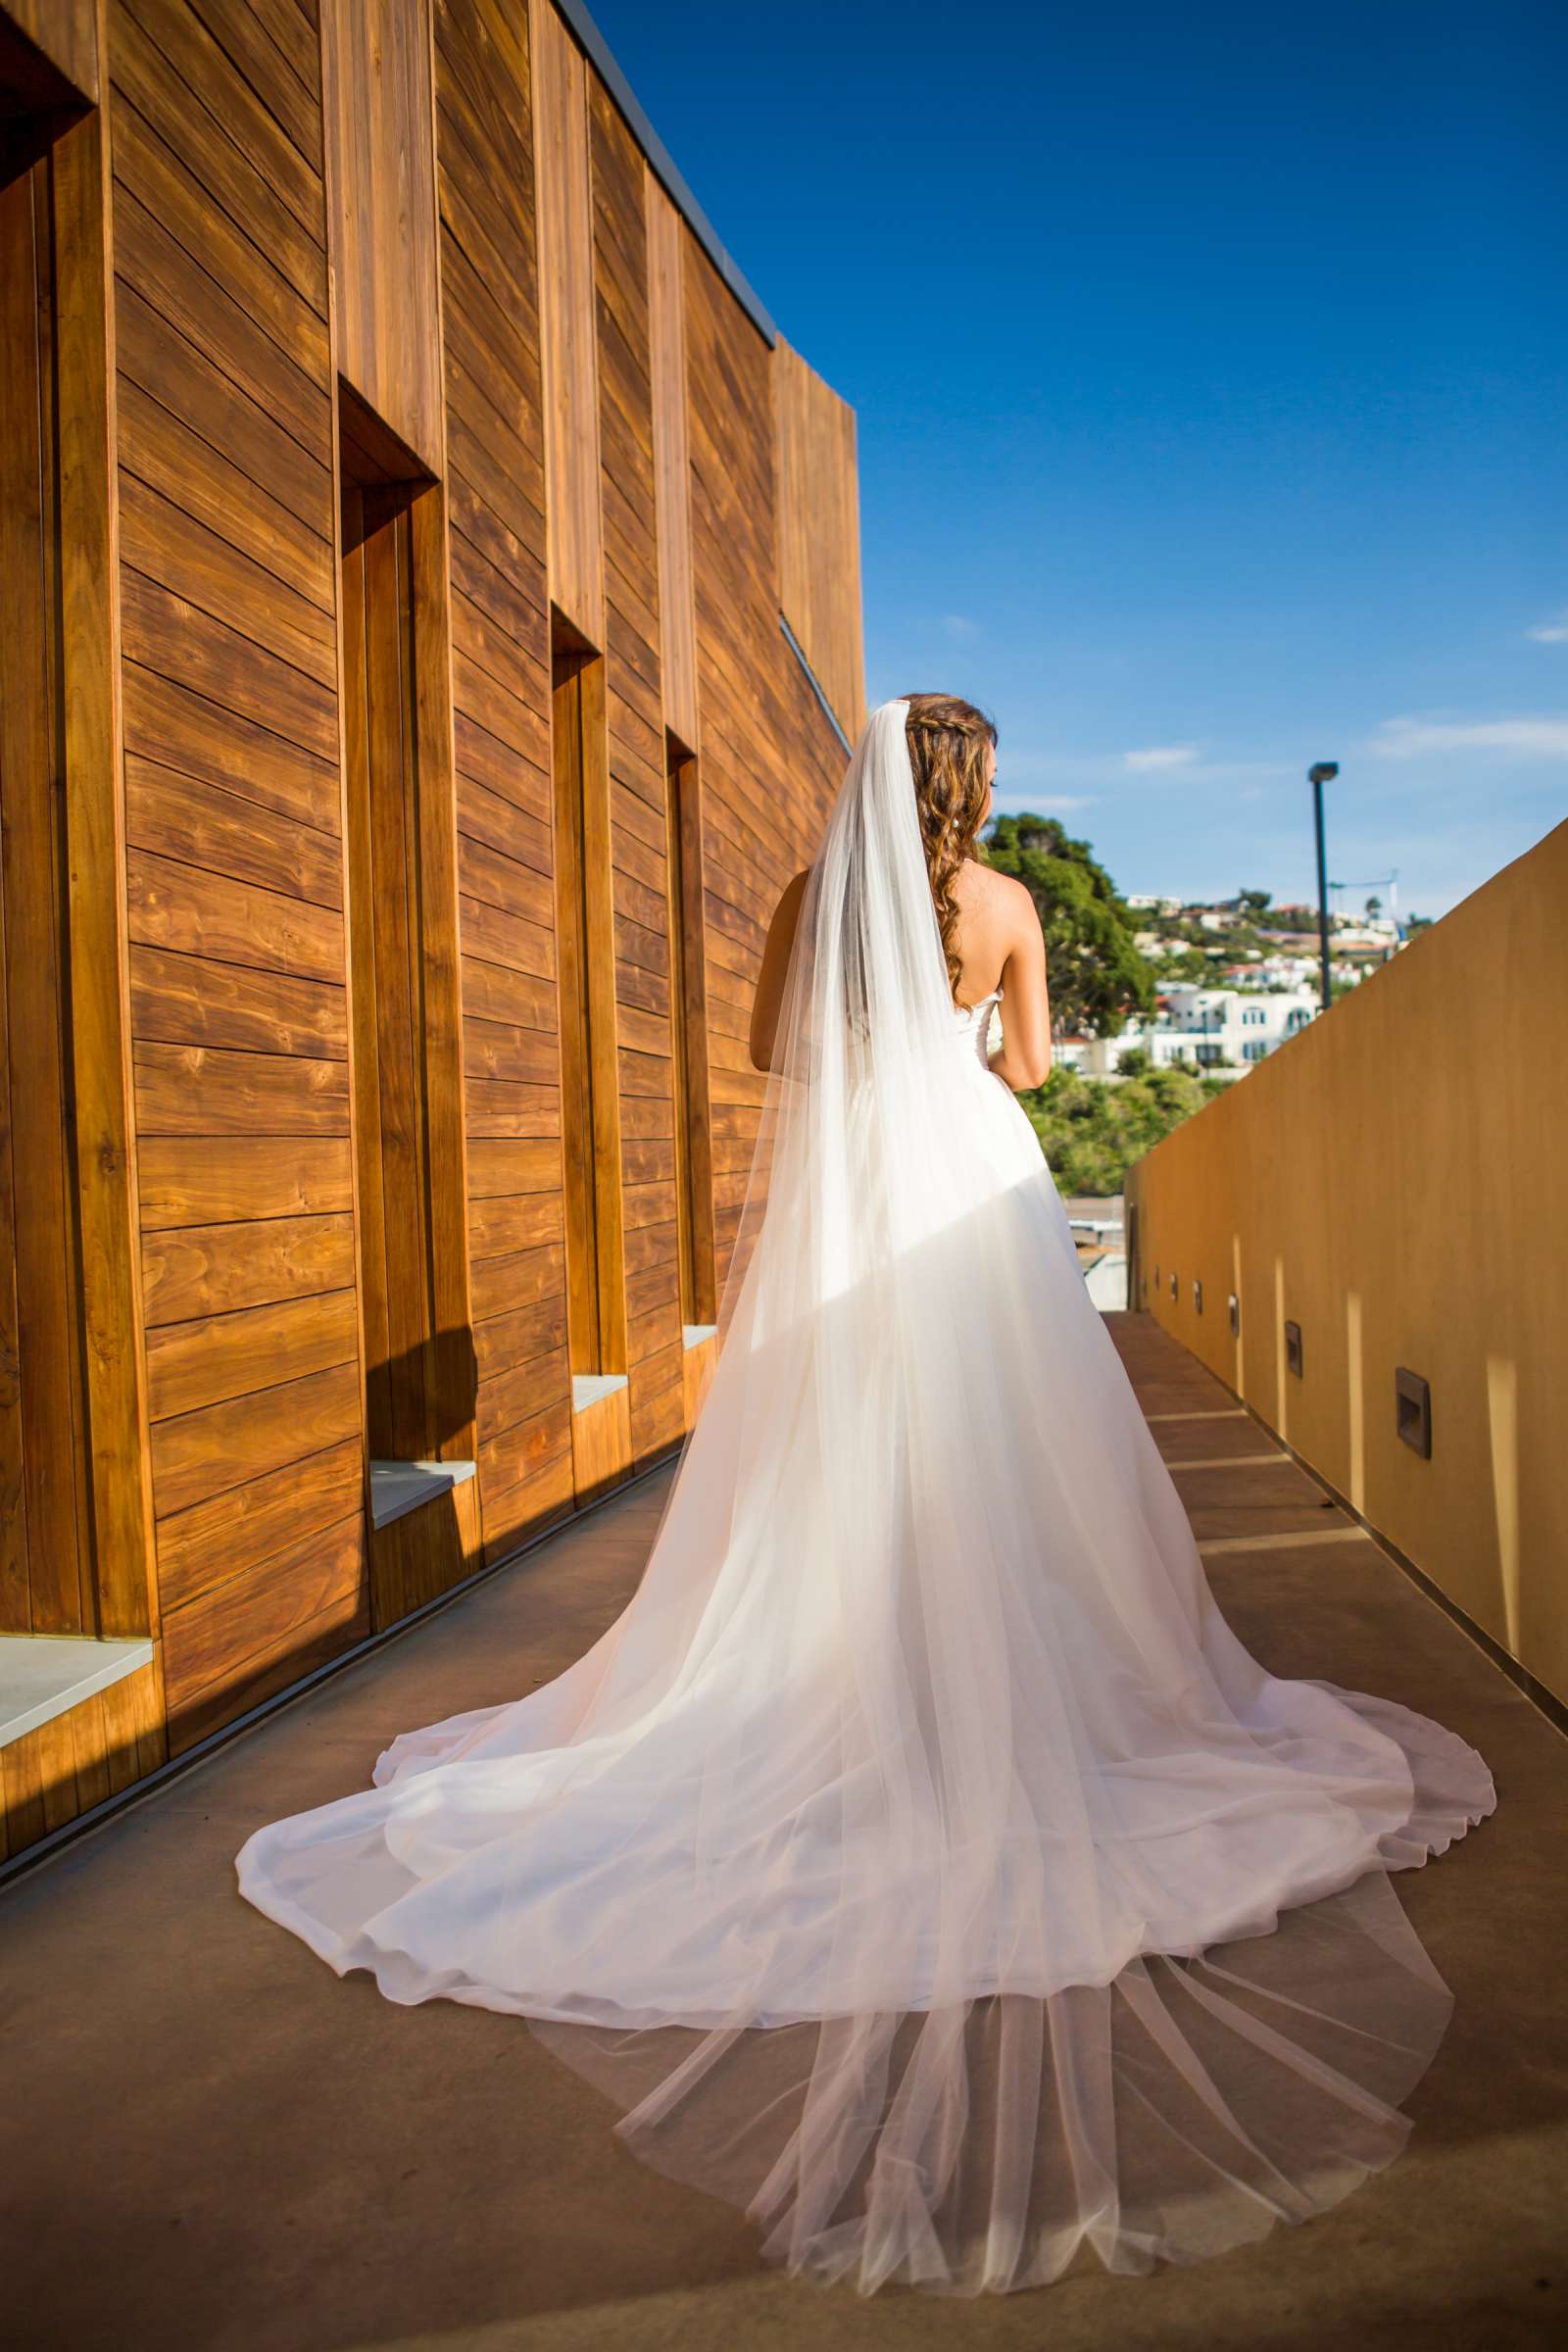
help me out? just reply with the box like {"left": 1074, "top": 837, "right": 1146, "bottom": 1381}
{"left": 2, "top": 1316, "right": 1563, "bottom": 2350}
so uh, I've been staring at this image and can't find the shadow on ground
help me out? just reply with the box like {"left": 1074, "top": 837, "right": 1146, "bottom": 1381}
{"left": 1, "top": 1319, "right": 1562, "bottom": 2352}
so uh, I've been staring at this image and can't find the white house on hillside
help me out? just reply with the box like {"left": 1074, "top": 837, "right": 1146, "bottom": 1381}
{"left": 1055, "top": 986, "right": 1318, "bottom": 1077}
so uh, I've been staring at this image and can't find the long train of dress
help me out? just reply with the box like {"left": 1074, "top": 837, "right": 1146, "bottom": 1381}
{"left": 238, "top": 984, "right": 1494, "bottom": 2294}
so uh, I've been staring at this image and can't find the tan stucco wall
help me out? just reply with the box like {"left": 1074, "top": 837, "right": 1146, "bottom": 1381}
{"left": 1125, "top": 817, "right": 1568, "bottom": 1706}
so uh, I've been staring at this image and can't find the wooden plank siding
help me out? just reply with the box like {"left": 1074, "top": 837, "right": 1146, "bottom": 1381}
{"left": 529, "top": 0, "right": 603, "bottom": 648}
{"left": 0, "top": 0, "right": 99, "bottom": 109}
{"left": 320, "top": 0, "right": 444, "bottom": 473}
{"left": 586, "top": 78, "right": 682, "bottom": 1468}
{"left": 683, "top": 242, "right": 845, "bottom": 1283}
{"left": 434, "top": 0, "right": 573, "bottom": 1569}
{"left": 774, "top": 337, "right": 866, "bottom": 743}
{"left": 106, "top": 0, "right": 369, "bottom": 1754}
{"left": 646, "top": 175, "right": 699, "bottom": 755}
{"left": 0, "top": 0, "right": 862, "bottom": 1863}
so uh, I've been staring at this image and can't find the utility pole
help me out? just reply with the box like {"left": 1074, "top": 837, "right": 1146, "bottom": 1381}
{"left": 1308, "top": 762, "right": 1338, "bottom": 1013}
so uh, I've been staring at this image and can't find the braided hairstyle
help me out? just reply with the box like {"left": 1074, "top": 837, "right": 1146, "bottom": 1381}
{"left": 901, "top": 693, "right": 999, "bottom": 1004}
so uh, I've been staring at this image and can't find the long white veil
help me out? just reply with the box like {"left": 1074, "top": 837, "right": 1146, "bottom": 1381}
{"left": 237, "top": 700, "right": 1494, "bottom": 2293}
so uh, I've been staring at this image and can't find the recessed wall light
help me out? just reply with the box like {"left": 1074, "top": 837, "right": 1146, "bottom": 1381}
{"left": 1396, "top": 1367, "right": 1432, "bottom": 1458}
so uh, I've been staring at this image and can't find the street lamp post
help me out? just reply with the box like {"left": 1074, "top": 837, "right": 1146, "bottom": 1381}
{"left": 1308, "top": 762, "right": 1339, "bottom": 1014}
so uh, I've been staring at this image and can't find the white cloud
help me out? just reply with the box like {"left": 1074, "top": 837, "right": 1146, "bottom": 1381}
{"left": 941, "top": 613, "right": 979, "bottom": 640}
{"left": 1123, "top": 745, "right": 1199, "bottom": 772}
{"left": 1365, "top": 714, "right": 1568, "bottom": 760}
{"left": 992, "top": 792, "right": 1095, "bottom": 813}
{"left": 1527, "top": 612, "right": 1568, "bottom": 644}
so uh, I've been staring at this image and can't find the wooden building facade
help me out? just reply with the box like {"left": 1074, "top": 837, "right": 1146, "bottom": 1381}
{"left": 0, "top": 0, "right": 865, "bottom": 1863}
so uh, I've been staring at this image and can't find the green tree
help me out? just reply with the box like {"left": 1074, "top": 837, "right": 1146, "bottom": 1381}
{"left": 1020, "top": 1062, "right": 1227, "bottom": 1198}
{"left": 981, "top": 812, "right": 1155, "bottom": 1038}
{"left": 1238, "top": 887, "right": 1272, "bottom": 916}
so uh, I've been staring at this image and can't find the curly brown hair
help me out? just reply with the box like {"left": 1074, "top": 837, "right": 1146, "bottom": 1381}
{"left": 901, "top": 692, "right": 998, "bottom": 1004}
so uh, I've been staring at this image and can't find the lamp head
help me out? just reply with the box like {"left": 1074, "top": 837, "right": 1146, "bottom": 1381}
{"left": 1308, "top": 761, "right": 1340, "bottom": 785}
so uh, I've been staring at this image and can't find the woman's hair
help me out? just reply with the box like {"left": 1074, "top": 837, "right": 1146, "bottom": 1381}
{"left": 901, "top": 693, "right": 999, "bottom": 1003}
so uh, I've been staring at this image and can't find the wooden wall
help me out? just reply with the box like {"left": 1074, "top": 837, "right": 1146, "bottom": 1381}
{"left": 588, "top": 78, "right": 683, "bottom": 1467}
{"left": 434, "top": 0, "right": 569, "bottom": 1567}
{"left": 684, "top": 248, "right": 847, "bottom": 1280}
{"left": 107, "top": 0, "right": 369, "bottom": 1756}
{"left": 1, "top": 0, "right": 99, "bottom": 107}
{"left": 774, "top": 337, "right": 865, "bottom": 744}
{"left": 0, "top": 0, "right": 862, "bottom": 1863}
{"left": 322, "top": 0, "right": 444, "bottom": 472}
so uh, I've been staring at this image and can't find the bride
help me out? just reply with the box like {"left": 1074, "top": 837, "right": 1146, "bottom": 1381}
{"left": 237, "top": 694, "right": 1495, "bottom": 2297}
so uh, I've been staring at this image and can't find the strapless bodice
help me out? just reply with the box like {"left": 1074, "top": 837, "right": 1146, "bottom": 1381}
{"left": 951, "top": 989, "right": 1001, "bottom": 1067}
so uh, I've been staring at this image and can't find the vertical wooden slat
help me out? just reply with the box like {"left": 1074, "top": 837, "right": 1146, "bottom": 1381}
{"left": 0, "top": 100, "right": 156, "bottom": 1647}
{"left": 57, "top": 92, "right": 159, "bottom": 1640}
{"left": 365, "top": 499, "right": 428, "bottom": 1464}
{"left": 38, "top": 151, "right": 98, "bottom": 1630}
{"left": 576, "top": 651, "right": 625, "bottom": 1374}
{"left": 773, "top": 336, "right": 866, "bottom": 742}
{"left": 665, "top": 741, "right": 715, "bottom": 1327}
{"left": 410, "top": 481, "right": 478, "bottom": 1478}
{"left": 340, "top": 501, "right": 389, "bottom": 1469}
{"left": 0, "top": 169, "right": 39, "bottom": 1634}
{"left": 647, "top": 173, "right": 698, "bottom": 752}
{"left": 531, "top": 0, "right": 603, "bottom": 646}
{"left": 0, "top": 162, "right": 86, "bottom": 1633}
{"left": 319, "top": 0, "right": 444, "bottom": 471}
{"left": 553, "top": 644, "right": 602, "bottom": 1371}
{"left": 435, "top": 0, "right": 572, "bottom": 1539}
{"left": 341, "top": 472, "right": 476, "bottom": 1623}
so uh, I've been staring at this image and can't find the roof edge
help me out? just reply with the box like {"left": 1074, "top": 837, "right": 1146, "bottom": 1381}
{"left": 554, "top": 0, "right": 780, "bottom": 348}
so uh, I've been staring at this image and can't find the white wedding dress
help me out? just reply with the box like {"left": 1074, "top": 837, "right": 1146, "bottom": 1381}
{"left": 237, "top": 699, "right": 1494, "bottom": 2296}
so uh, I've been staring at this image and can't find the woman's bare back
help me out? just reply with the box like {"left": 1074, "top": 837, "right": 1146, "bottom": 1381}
{"left": 751, "top": 852, "right": 1052, "bottom": 1090}
{"left": 948, "top": 856, "right": 1028, "bottom": 1007}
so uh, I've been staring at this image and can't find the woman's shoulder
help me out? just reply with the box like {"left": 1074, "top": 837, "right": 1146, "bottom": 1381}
{"left": 956, "top": 858, "right": 1033, "bottom": 914}
{"left": 765, "top": 865, "right": 812, "bottom": 920}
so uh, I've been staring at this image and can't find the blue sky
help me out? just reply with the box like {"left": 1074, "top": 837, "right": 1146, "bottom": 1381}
{"left": 588, "top": 0, "right": 1566, "bottom": 918}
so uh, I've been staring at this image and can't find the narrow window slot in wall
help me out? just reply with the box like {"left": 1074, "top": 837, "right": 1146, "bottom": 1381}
{"left": 338, "top": 384, "right": 473, "bottom": 1517}
{"left": 1285, "top": 1319, "right": 1303, "bottom": 1378}
{"left": 343, "top": 475, "right": 428, "bottom": 1461}
{"left": 664, "top": 731, "right": 714, "bottom": 1335}
{"left": 551, "top": 613, "right": 625, "bottom": 1387}
{"left": 0, "top": 150, "right": 90, "bottom": 1637}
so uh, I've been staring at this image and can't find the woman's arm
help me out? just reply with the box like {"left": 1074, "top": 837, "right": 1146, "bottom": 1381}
{"left": 987, "top": 880, "right": 1053, "bottom": 1091}
{"left": 749, "top": 867, "right": 812, "bottom": 1072}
